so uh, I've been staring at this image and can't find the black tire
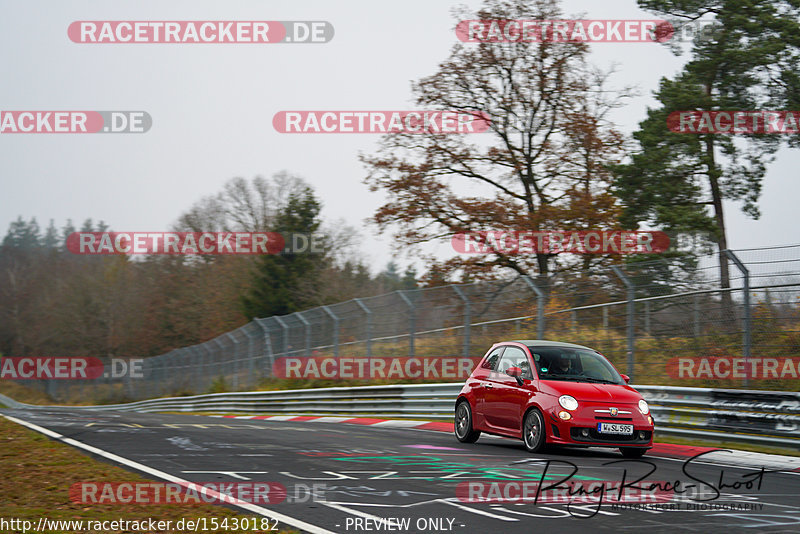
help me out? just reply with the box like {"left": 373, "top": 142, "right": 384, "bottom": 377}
{"left": 523, "top": 408, "right": 546, "bottom": 453}
{"left": 454, "top": 401, "right": 480, "bottom": 443}
{"left": 620, "top": 447, "right": 647, "bottom": 458}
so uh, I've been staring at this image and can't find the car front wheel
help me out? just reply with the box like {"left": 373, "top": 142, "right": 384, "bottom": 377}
{"left": 523, "top": 409, "right": 546, "bottom": 453}
{"left": 455, "top": 401, "right": 480, "bottom": 443}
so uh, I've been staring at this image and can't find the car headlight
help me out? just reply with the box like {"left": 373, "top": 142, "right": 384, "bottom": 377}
{"left": 638, "top": 400, "right": 650, "bottom": 415}
{"left": 559, "top": 395, "right": 578, "bottom": 411}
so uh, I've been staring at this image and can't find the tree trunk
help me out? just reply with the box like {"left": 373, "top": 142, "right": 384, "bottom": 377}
{"left": 535, "top": 252, "right": 551, "bottom": 297}
{"left": 704, "top": 134, "right": 734, "bottom": 320}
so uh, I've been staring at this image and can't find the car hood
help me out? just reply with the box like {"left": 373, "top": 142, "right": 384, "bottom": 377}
{"left": 538, "top": 380, "right": 643, "bottom": 403}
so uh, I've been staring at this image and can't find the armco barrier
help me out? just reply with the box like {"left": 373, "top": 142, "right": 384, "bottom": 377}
{"left": 2, "top": 384, "right": 798, "bottom": 449}
{"left": 638, "top": 385, "right": 800, "bottom": 448}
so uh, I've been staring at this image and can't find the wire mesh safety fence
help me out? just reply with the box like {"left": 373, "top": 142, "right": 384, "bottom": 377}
{"left": 28, "top": 245, "right": 800, "bottom": 403}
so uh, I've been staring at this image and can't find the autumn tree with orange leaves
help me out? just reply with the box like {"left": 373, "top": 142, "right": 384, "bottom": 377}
{"left": 363, "top": 0, "right": 633, "bottom": 287}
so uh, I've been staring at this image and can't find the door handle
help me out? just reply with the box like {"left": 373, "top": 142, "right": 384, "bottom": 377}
{"left": 484, "top": 383, "right": 493, "bottom": 389}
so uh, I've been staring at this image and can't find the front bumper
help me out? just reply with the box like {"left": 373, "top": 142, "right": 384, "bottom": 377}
{"left": 545, "top": 402, "right": 654, "bottom": 448}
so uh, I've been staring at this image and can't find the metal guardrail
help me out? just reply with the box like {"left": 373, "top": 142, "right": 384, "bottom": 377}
{"left": 2, "top": 384, "right": 798, "bottom": 450}
{"left": 0, "top": 392, "right": 26, "bottom": 409}
{"left": 637, "top": 385, "right": 800, "bottom": 449}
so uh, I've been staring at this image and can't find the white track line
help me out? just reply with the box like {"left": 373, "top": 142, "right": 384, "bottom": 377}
{"left": 437, "top": 498, "right": 520, "bottom": 520}
{"left": 371, "top": 420, "right": 429, "bottom": 428}
{"left": 2, "top": 414, "right": 337, "bottom": 534}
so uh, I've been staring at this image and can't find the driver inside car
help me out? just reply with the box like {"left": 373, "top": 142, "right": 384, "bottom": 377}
{"left": 554, "top": 353, "right": 579, "bottom": 375}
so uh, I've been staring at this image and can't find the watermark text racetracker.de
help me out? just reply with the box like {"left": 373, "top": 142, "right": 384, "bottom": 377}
{"left": 0, "top": 517, "right": 279, "bottom": 533}
{"left": 452, "top": 230, "right": 670, "bottom": 254}
{"left": 456, "top": 19, "right": 723, "bottom": 43}
{"left": 68, "top": 21, "right": 334, "bottom": 43}
{"left": 667, "top": 356, "right": 800, "bottom": 380}
{"left": 274, "top": 356, "right": 481, "bottom": 380}
{"left": 457, "top": 19, "right": 671, "bottom": 43}
{"left": 667, "top": 111, "right": 800, "bottom": 134}
{"left": 0, "top": 357, "right": 143, "bottom": 380}
{"left": 65, "top": 231, "right": 326, "bottom": 255}
{"left": 273, "top": 111, "right": 491, "bottom": 134}
{"left": 0, "top": 111, "right": 151, "bottom": 133}
{"left": 70, "top": 481, "right": 323, "bottom": 505}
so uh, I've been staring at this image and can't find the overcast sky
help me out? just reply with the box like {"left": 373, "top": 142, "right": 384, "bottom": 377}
{"left": 2, "top": 0, "right": 799, "bottom": 273}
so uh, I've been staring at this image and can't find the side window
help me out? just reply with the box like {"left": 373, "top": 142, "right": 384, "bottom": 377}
{"left": 481, "top": 347, "right": 504, "bottom": 370}
{"left": 496, "top": 346, "right": 533, "bottom": 379}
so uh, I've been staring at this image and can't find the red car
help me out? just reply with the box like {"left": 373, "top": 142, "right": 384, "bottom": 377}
{"left": 454, "top": 340, "right": 654, "bottom": 457}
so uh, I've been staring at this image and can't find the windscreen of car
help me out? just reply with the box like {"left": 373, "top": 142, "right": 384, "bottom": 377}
{"left": 526, "top": 346, "right": 624, "bottom": 384}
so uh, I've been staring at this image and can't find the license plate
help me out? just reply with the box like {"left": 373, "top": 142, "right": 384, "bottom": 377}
{"left": 597, "top": 423, "right": 633, "bottom": 435}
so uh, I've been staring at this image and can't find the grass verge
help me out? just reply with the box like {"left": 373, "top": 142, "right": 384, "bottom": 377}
{"left": 0, "top": 380, "right": 58, "bottom": 405}
{"left": 0, "top": 416, "right": 298, "bottom": 533}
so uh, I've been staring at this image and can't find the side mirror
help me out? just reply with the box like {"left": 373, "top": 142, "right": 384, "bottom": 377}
{"left": 620, "top": 374, "right": 630, "bottom": 384}
{"left": 506, "top": 366, "right": 525, "bottom": 386}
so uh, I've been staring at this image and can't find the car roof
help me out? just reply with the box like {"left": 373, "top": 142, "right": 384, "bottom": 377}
{"left": 503, "top": 340, "right": 595, "bottom": 351}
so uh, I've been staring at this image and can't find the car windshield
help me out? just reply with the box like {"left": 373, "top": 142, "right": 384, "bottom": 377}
{"left": 525, "top": 346, "right": 624, "bottom": 385}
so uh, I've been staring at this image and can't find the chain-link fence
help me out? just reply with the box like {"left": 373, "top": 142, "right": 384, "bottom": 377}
{"left": 32, "top": 245, "right": 800, "bottom": 403}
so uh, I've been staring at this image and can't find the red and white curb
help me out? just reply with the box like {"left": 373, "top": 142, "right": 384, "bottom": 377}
{"left": 211, "top": 414, "right": 800, "bottom": 472}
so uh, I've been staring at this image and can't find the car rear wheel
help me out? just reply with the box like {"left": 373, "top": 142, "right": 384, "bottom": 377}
{"left": 620, "top": 447, "right": 647, "bottom": 458}
{"left": 523, "top": 409, "right": 546, "bottom": 453}
{"left": 454, "top": 401, "right": 480, "bottom": 443}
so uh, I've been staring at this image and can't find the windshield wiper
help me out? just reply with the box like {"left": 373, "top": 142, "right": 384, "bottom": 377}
{"left": 542, "top": 375, "right": 618, "bottom": 384}
{"left": 576, "top": 376, "right": 619, "bottom": 384}
{"left": 542, "top": 374, "right": 584, "bottom": 381}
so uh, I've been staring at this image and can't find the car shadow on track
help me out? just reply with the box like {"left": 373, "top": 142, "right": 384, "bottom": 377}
{"left": 467, "top": 437, "right": 631, "bottom": 461}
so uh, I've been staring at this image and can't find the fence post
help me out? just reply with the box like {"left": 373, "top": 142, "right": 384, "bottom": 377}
{"left": 296, "top": 311, "right": 312, "bottom": 357}
{"left": 644, "top": 301, "right": 651, "bottom": 335}
{"left": 243, "top": 327, "right": 256, "bottom": 387}
{"left": 146, "top": 357, "right": 155, "bottom": 398}
{"left": 322, "top": 306, "right": 339, "bottom": 359}
{"left": 213, "top": 338, "right": 225, "bottom": 387}
{"left": 171, "top": 350, "right": 182, "bottom": 395}
{"left": 354, "top": 298, "right": 372, "bottom": 359}
{"left": 611, "top": 266, "right": 635, "bottom": 380}
{"left": 202, "top": 344, "right": 213, "bottom": 394}
{"left": 452, "top": 286, "right": 471, "bottom": 358}
{"left": 396, "top": 291, "right": 415, "bottom": 358}
{"left": 522, "top": 275, "right": 545, "bottom": 339}
{"left": 693, "top": 293, "right": 700, "bottom": 337}
{"left": 186, "top": 346, "right": 197, "bottom": 393}
{"left": 254, "top": 318, "right": 276, "bottom": 377}
{"left": 273, "top": 316, "right": 290, "bottom": 356}
{"left": 226, "top": 332, "right": 239, "bottom": 390}
{"left": 723, "top": 249, "right": 751, "bottom": 387}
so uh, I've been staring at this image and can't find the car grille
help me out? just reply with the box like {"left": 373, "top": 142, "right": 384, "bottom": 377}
{"left": 570, "top": 428, "right": 652, "bottom": 443}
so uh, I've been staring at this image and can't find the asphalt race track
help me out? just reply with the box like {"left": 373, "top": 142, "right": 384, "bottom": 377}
{"left": 3, "top": 408, "right": 800, "bottom": 534}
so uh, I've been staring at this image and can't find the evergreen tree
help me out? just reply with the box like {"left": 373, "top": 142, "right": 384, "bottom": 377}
{"left": 615, "top": 0, "right": 800, "bottom": 298}
{"left": 242, "top": 187, "right": 325, "bottom": 318}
